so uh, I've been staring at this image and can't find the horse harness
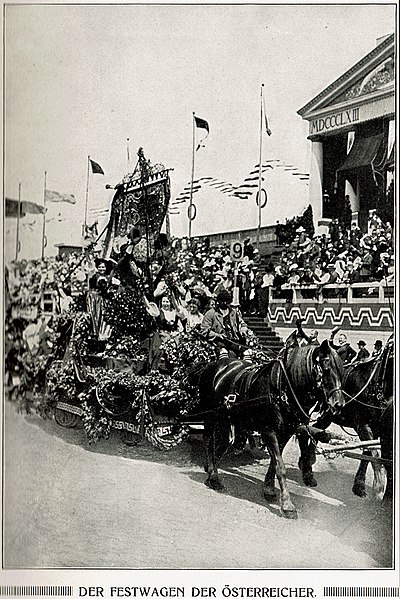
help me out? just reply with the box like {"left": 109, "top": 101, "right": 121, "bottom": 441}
{"left": 342, "top": 339, "right": 393, "bottom": 409}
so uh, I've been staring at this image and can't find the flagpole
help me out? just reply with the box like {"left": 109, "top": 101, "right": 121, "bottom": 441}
{"left": 165, "top": 211, "right": 171, "bottom": 240}
{"left": 84, "top": 155, "right": 90, "bottom": 237}
{"left": 127, "top": 138, "right": 131, "bottom": 172}
{"left": 257, "top": 84, "right": 264, "bottom": 249}
{"left": 41, "top": 171, "right": 47, "bottom": 260}
{"left": 15, "top": 182, "right": 21, "bottom": 260}
{"left": 188, "top": 112, "right": 196, "bottom": 241}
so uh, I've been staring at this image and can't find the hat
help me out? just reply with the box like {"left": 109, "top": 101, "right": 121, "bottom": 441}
{"left": 357, "top": 340, "right": 366, "bottom": 347}
{"left": 127, "top": 227, "right": 142, "bottom": 242}
{"left": 289, "top": 263, "right": 298, "bottom": 271}
{"left": 216, "top": 290, "right": 232, "bottom": 304}
{"left": 214, "top": 271, "right": 226, "bottom": 278}
{"left": 374, "top": 340, "right": 383, "bottom": 348}
{"left": 94, "top": 257, "right": 116, "bottom": 274}
{"left": 296, "top": 226, "right": 305, "bottom": 233}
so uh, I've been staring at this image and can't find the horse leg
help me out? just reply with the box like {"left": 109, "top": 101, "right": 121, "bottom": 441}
{"left": 353, "top": 425, "right": 385, "bottom": 499}
{"left": 261, "top": 431, "right": 277, "bottom": 498}
{"left": 204, "top": 418, "right": 231, "bottom": 492}
{"left": 297, "top": 414, "right": 333, "bottom": 488}
{"left": 262, "top": 431, "right": 297, "bottom": 518}
{"left": 298, "top": 432, "right": 318, "bottom": 488}
{"left": 381, "top": 427, "right": 393, "bottom": 505}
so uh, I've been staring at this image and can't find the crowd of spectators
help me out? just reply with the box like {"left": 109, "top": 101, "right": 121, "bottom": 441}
{"left": 159, "top": 236, "right": 265, "bottom": 316}
{"left": 272, "top": 210, "right": 394, "bottom": 298}
{"left": 5, "top": 209, "right": 394, "bottom": 362}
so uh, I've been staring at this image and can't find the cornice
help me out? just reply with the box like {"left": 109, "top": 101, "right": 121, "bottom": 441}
{"left": 302, "top": 86, "right": 394, "bottom": 121}
{"left": 298, "top": 33, "right": 394, "bottom": 118}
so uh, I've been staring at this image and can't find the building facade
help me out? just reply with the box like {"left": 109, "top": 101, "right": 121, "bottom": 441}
{"left": 298, "top": 33, "right": 395, "bottom": 233}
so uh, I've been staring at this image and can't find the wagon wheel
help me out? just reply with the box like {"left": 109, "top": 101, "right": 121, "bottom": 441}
{"left": 55, "top": 408, "right": 80, "bottom": 428}
{"left": 120, "top": 430, "right": 143, "bottom": 446}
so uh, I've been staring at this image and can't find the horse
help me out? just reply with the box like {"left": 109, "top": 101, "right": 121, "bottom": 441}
{"left": 379, "top": 397, "right": 394, "bottom": 504}
{"left": 297, "top": 336, "right": 394, "bottom": 500}
{"left": 196, "top": 339, "right": 344, "bottom": 519}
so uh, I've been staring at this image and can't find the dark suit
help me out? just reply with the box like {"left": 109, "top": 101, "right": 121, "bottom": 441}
{"left": 201, "top": 307, "right": 248, "bottom": 341}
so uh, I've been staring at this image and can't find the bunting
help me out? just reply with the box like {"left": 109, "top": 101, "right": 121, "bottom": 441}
{"left": 45, "top": 189, "right": 76, "bottom": 204}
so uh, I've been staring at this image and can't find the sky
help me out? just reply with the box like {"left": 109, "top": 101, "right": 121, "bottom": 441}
{"left": 4, "top": 3, "right": 396, "bottom": 259}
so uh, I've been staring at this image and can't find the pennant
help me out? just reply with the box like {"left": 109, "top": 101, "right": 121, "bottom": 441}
{"left": 263, "top": 95, "right": 272, "bottom": 136}
{"left": 84, "top": 221, "right": 99, "bottom": 240}
{"left": 45, "top": 189, "right": 76, "bottom": 204}
{"left": 194, "top": 115, "right": 209, "bottom": 151}
{"left": 194, "top": 116, "right": 209, "bottom": 133}
{"left": 90, "top": 159, "right": 105, "bottom": 175}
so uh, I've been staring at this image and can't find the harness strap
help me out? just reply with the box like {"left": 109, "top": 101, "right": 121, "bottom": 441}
{"left": 343, "top": 356, "right": 383, "bottom": 404}
{"left": 276, "top": 358, "right": 311, "bottom": 422}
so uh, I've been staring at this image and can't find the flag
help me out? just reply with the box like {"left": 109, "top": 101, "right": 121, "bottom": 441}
{"left": 84, "top": 221, "right": 99, "bottom": 240}
{"left": 263, "top": 95, "right": 272, "bottom": 136}
{"left": 6, "top": 197, "right": 46, "bottom": 217}
{"left": 45, "top": 189, "right": 76, "bottom": 204}
{"left": 194, "top": 116, "right": 209, "bottom": 133}
{"left": 194, "top": 115, "right": 209, "bottom": 151}
{"left": 90, "top": 159, "right": 105, "bottom": 175}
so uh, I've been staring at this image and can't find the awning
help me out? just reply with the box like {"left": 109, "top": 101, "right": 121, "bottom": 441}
{"left": 337, "top": 134, "right": 384, "bottom": 172}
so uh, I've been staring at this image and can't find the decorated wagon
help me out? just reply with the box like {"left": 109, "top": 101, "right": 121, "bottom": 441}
{"left": 24, "top": 148, "right": 224, "bottom": 450}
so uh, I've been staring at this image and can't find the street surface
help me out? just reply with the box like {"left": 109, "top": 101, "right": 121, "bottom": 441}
{"left": 3, "top": 400, "right": 393, "bottom": 569}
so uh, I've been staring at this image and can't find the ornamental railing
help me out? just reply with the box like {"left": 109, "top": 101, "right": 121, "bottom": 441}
{"left": 270, "top": 281, "right": 394, "bottom": 305}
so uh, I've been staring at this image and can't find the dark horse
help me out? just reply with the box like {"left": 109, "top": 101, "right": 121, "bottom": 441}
{"left": 298, "top": 336, "right": 394, "bottom": 502}
{"left": 196, "top": 340, "right": 344, "bottom": 519}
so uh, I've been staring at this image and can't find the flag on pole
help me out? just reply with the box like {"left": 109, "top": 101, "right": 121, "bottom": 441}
{"left": 263, "top": 95, "right": 272, "bottom": 136}
{"left": 45, "top": 189, "right": 76, "bottom": 204}
{"left": 6, "top": 198, "right": 46, "bottom": 217}
{"left": 89, "top": 159, "right": 105, "bottom": 175}
{"left": 194, "top": 115, "right": 210, "bottom": 150}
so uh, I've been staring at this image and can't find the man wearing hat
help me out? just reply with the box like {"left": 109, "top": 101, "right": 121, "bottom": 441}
{"left": 201, "top": 289, "right": 253, "bottom": 357}
{"left": 355, "top": 340, "right": 370, "bottom": 362}
{"left": 329, "top": 327, "right": 356, "bottom": 364}
{"left": 371, "top": 339, "right": 383, "bottom": 358}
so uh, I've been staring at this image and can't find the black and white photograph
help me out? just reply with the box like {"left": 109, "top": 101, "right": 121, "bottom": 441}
{"left": 2, "top": 1, "right": 397, "bottom": 580}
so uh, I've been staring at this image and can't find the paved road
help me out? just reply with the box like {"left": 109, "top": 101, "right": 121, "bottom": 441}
{"left": 3, "top": 400, "right": 393, "bottom": 569}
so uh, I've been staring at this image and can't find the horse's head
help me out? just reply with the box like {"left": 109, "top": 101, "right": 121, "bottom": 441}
{"left": 314, "top": 340, "right": 345, "bottom": 414}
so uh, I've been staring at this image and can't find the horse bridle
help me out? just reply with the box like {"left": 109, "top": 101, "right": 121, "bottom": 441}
{"left": 313, "top": 354, "right": 342, "bottom": 403}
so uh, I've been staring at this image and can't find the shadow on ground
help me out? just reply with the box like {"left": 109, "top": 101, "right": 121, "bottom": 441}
{"left": 14, "top": 404, "right": 394, "bottom": 568}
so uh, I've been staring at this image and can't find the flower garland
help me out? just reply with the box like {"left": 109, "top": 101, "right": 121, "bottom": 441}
{"left": 79, "top": 391, "right": 113, "bottom": 444}
{"left": 103, "top": 288, "right": 154, "bottom": 340}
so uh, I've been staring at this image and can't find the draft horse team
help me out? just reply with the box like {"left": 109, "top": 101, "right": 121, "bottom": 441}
{"left": 191, "top": 335, "right": 393, "bottom": 519}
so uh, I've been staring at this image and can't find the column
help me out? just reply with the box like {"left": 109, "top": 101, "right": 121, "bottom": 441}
{"left": 308, "top": 140, "right": 323, "bottom": 229}
{"left": 345, "top": 179, "right": 359, "bottom": 212}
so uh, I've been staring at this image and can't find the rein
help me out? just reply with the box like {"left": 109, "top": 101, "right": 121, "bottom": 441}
{"left": 276, "top": 357, "right": 311, "bottom": 422}
{"left": 342, "top": 354, "right": 386, "bottom": 408}
{"left": 180, "top": 393, "right": 271, "bottom": 420}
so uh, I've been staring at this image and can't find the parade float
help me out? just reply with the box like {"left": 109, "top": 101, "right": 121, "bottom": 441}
{"left": 14, "top": 148, "right": 226, "bottom": 449}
